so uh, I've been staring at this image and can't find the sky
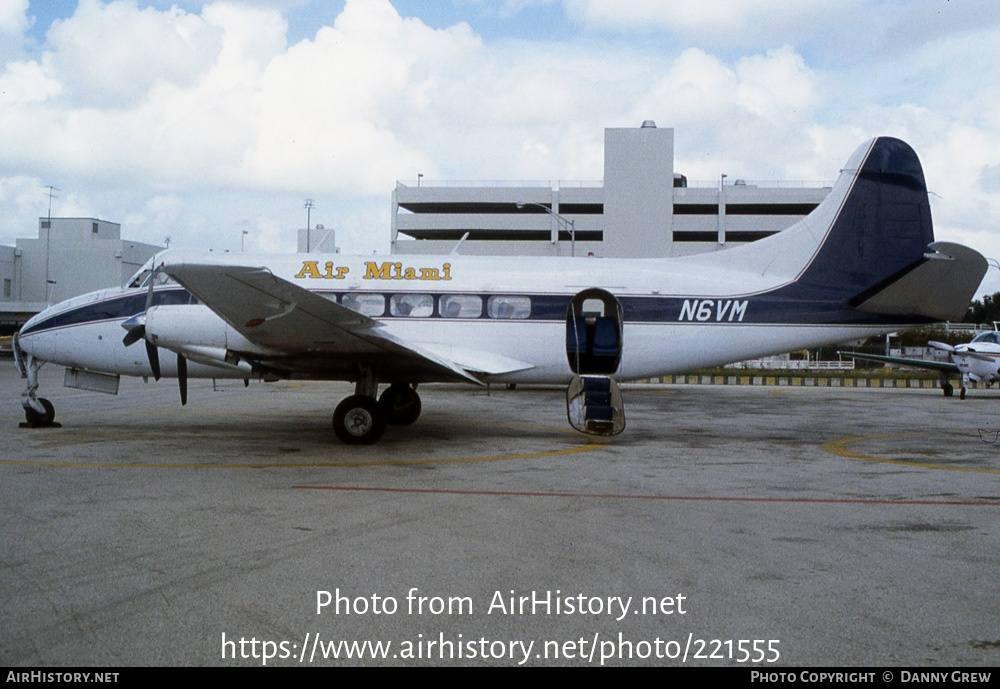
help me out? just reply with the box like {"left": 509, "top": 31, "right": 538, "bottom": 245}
{"left": 3, "top": 0, "right": 1000, "bottom": 294}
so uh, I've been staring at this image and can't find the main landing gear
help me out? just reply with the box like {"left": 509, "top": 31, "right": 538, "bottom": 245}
{"left": 332, "top": 376, "right": 421, "bottom": 445}
{"left": 939, "top": 373, "right": 968, "bottom": 400}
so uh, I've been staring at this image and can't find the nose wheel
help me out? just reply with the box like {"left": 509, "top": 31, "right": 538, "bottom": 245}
{"left": 24, "top": 397, "right": 56, "bottom": 427}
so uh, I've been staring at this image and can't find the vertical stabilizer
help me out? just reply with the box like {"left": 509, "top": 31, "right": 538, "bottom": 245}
{"left": 794, "top": 137, "right": 935, "bottom": 301}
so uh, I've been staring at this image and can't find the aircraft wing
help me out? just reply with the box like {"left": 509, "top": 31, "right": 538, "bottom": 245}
{"left": 838, "top": 351, "right": 959, "bottom": 373}
{"left": 159, "top": 260, "right": 494, "bottom": 385}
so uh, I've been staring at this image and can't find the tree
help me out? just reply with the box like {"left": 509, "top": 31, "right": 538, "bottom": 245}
{"left": 964, "top": 292, "right": 1000, "bottom": 325}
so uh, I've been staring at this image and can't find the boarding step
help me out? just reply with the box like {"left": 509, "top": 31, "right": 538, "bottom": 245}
{"left": 566, "top": 374, "right": 625, "bottom": 436}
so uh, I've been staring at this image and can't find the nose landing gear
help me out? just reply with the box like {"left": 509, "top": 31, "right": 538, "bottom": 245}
{"left": 15, "top": 339, "right": 57, "bottom": 427}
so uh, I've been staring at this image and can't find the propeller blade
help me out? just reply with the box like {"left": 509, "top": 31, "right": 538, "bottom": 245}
{"left": 177, "top": 354, "right": 188, "bottom": 406}
{"left": 145, "top": 264, "right": 158, "bottom": 311}
{"left": 146, "top": 341, "right": 161, "bottom": 381}
{"left": 928, "top": 340, "right": 956, "bottom": 353}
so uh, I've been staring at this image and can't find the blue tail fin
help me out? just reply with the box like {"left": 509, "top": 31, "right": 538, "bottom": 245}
{"left": 797, "top": 137, "right": 933, "bottom": 298}
{"left": 787, "top": 137, "right": 983, "bottom": 320}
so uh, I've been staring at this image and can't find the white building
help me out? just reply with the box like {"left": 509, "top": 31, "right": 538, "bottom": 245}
{"left": 0, "top": 218, "right": 162, "bottom": 334}
{"left": 391, "top": 123, "right": 831, "bottom": 257}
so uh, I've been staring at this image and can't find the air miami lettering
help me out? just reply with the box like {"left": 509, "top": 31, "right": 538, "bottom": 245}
{"left": 294, "top": 261, "right": 350, "bottom": 280}
{"left": 678, "top": 299, "right": 748, "bottom": 322}
{"left": 293, "top": 261, "right": 453, "bottom": 281}
{"left": 362, "top": 262, "right": 452, "bottom": 281}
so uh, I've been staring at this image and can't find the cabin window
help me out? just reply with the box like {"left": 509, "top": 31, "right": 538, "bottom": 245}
{"left": 487, "top": 295, "right": 531, "bottom": 319}
{"left": 342, "top": 292, "right": 386, "bottom": 317}
{"left": 439, "top": 294, "right": 482, "bottom": 318}
{"left": 390, "top": 293, "right": 434, "bottom": 317}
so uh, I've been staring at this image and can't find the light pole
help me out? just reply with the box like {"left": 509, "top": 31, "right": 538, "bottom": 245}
{"left": 719, "top": 173, "right": 727, "bottom": 245}
{"left": 44, "top": 185, "right": 60, "bottom": 303}
{"left": 303, "top": 198, "right": 314, "bottom": 252}
{"left": 516, "top": 202, "right": 576, "bottom": 257}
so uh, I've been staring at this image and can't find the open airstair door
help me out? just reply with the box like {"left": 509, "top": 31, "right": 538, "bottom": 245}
{"left": 565, "top": 289, "right": 625, "bottom": 436}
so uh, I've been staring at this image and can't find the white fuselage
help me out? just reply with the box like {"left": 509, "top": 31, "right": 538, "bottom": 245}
{"left": 17, "top": 251, "right": 919, "bottom": 385}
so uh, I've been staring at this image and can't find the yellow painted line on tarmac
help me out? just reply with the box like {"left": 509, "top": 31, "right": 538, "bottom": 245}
{"left": 0, "top": 441, "right": 604, "bottom": 469}
{"left": 820, "top": 431, "right": 1000, "bottom": 474}
{"left": 6, "top": 410, "right": 606, "bottom": 469}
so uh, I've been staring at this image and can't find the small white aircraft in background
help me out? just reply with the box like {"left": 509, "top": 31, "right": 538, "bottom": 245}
{"left": 13, "top": 137, "right": 987, "bottom": 443}
{"left": 841, "top": 331, "right": 1000, "bottom": 399}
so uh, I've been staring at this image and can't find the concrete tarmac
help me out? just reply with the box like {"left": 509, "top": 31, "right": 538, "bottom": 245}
{"left": 2, "top": 360, "right": 999, "bottom": 666}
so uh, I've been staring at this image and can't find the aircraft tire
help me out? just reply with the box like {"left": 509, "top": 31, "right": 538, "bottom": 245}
{"left": 333, "top": 395, "right": 386, "bottom": 444}
{"left": 379, "top": 384, "right": 421, "bottom": 426}
{"left": 943, "top": 383, "right": 954, "bottom": 397}
{"left": 25, "top": 398, "right": 55, "bottom": 427}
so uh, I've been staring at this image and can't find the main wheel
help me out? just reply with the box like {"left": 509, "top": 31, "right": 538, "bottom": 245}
{"left": 379, "top": 384, "right": 421, "bottom": 426}
{"left": 333, "top": 395, "right": 386, "bottom": 444}
{"left": 25, "top": 398, "right": 55, "bottom": 427}
{"left": 942, "top": 383, "right": 954, "bottom": 397}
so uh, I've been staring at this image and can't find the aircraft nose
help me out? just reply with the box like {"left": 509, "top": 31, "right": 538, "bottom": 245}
{"left": 16, "top": 305, "right": 60, "bottom": 359}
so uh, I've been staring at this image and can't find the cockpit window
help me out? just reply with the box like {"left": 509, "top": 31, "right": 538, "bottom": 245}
{"left": 127, "top": 269, "right": 175, "bottom": 290}
{"left": 971, "top": 331, "right": 1000, "bottom": 344}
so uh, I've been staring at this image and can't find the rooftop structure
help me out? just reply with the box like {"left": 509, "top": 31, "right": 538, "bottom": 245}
{"left": 391, "top": 123, "right": 831, "bottom": 257}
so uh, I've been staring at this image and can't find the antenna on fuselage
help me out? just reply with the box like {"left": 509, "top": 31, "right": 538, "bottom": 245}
{"left": 450, "top": 232, "right": 470, "bottom": 255}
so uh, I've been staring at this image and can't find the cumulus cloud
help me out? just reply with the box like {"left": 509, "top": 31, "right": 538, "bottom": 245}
{"left": 0, "top": 0, "right": 30, "bottom": 61}
{"left": 43, "top": 0, "right": 222, "bottom": 107}
{"left": 626, "top": 46, "right": 823, "bottom": 181}
{"left": 243, "top": 0, "right": 481, "bottom": 194}
{"left": 1, "top": 0, "right": 1000, "bottom": 266}
{"left": 562, "top": 0, "right": 856, "bottom": 46}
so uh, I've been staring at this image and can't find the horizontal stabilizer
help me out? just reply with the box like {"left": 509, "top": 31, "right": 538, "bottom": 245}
{"left": 854, "top": 242, "right": 986, "bottom": 321}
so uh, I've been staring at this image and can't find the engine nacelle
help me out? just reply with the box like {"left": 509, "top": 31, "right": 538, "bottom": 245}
{"left": 145, "top": 304, "right": 274, "bottom": 360}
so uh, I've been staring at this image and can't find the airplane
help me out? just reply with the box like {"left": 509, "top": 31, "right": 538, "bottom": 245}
{"left": 12, "top": 137, "right": 988, "bottom": 444}
{"left": 840, "top": 331, "right": 1000, "bottom": 399}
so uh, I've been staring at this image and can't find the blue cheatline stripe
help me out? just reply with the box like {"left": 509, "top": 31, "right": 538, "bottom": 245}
{"left": 19, "top": 288, "right": 194, "bottom": 336}
{"left": 19, "top": 287, "right": 931, "bottom": 337}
